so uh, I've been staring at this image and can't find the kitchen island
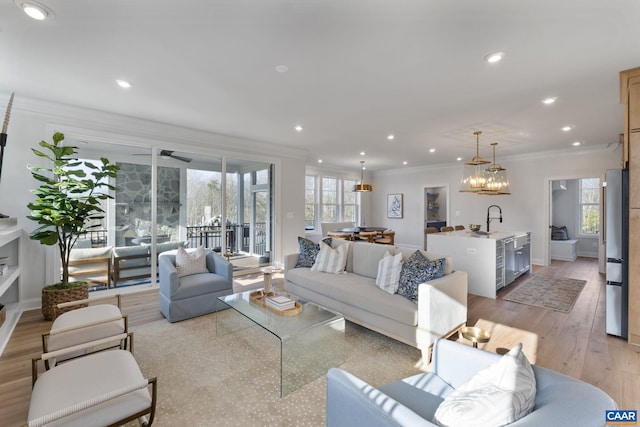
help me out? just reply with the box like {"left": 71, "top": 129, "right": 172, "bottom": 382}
{"left": 427, "top": 230, "right": 531, "bottom": 299}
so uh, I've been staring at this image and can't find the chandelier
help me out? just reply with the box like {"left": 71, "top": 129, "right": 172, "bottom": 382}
{"left": 478, "top": 142, "right": 511, "bottom": 195}
{"left": 353, "top": 160, "right": 372, "bottom": 192}
{"left": 459, "top": 131, "right": 490, "bottom": 192}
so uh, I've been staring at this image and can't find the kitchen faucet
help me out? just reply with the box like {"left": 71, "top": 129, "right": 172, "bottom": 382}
{"left": 486, "top": 205, "right": 502, "bottom": 232}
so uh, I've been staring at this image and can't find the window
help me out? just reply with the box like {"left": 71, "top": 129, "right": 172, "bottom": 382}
{"left": 305, "top": 174, "right": 360, "bottom": 231}
{"left": 321, "top": 177, "right": 338, "bottom": 222}
{"left": 579, "top": 178, "right": 600, "bottom": 235}
{"left": 304, "top": 176, "right": 315, "bottom": 230}
{"left": 342, "top": 179, "right": 357, "bottom": 223}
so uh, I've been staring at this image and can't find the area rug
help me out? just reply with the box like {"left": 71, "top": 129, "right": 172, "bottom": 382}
{"left": 129, "top": 314, "right": 423, "bottom": 427}
{"left": 502, "top": 275, "right": 586, "bottom": 313}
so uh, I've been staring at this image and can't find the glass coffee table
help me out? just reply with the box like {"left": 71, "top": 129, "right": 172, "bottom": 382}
{"left": 216, "top": 290, "right": 345, "bottom": 397}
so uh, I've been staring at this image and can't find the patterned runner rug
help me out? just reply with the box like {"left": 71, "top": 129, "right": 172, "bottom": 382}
{"left": 503, "top": 275, "right": 586, "bottom": 313}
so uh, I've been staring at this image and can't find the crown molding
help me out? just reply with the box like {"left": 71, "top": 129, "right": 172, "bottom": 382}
{"left": 3, "top": 92, "right": 308, "bottom": 161}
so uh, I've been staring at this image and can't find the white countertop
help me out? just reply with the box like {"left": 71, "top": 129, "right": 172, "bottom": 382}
{"left": 433, "top": 230, "right": 529, "bottom": 240}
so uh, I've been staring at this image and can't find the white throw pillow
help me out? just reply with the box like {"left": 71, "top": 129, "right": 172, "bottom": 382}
{"left": 433, "top": 343, "right": 536, "bottom": 427}
{"left": 175, "top": 245, "right": 209, "bottom": 277}
{"left": 376, "top": 251, "right": 403, "bottom": 294}
{"left": 311, "top": 241, "right": 348, "bottom": 274}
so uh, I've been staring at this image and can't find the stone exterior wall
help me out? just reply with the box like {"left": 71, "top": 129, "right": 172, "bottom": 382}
{"left": 115, "top": 163, "right": 181, "bottom": 246}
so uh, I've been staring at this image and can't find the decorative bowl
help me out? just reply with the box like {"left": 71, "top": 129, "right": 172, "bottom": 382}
{"left": 469, "top": 224, "right": 482, "bottom": 232}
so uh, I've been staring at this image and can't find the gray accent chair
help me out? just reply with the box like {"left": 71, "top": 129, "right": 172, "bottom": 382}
{"left": 326, "top": 338, "right": 617, "bottom": 427}
{"left": 158, "top": 249, "right": 233, "bottom": 322}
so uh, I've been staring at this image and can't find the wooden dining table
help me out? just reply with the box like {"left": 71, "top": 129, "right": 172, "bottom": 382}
{"left": 335, "top": 226, "right": 388, "bottom": 234}
{"left": 334, "top": 226, "right": 388, "bottom": 242}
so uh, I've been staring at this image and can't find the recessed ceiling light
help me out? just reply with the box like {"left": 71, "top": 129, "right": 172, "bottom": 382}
{"left": 561, "top": 125, "right": 573, "bottom": 132}
{"left": 116, "top": 79, "right": 131, "bottom": 89}
{"left": 387, "top": 134, "right": 395, "bottom": 141}
{"left": 275, "top": 65, "right": 289, "bottom": 73}
{"left": 402, "top": 161, "right": 408, "bottom": 165}
{"left": 542, "top": 97, "right": 557, "bottom": 105}
{"left": 295, "top": 125, "right": 303, "bottom": 132}
{"left": 484, "top": 52, "right": 504, "bottom": 63}
{"left": 429, "top": 148, "right": 436, "bottom": 153}
{"left": 317, "top": 159, "right": 323, "bottom": 163}
{"left": 456, "top": 157, "right": 463, "bottom": 161}
{"left": 20, "top": 1, "right": 52, "bottom": 20}
{"left": 360, "top": 151, "right": 365, "bottom": 156}
{"left": 572, "top": 141, "right": 582, "bottom": 146}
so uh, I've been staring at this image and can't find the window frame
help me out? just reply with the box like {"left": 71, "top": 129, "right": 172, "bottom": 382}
{"left": 304, "top": 175, "right": 316, "bottom": 230}
{"left": 304, "top": 174, "right": 360, "bottom": 232}
{"left": 577, "top": 177, "right": 600, "bottom": 237}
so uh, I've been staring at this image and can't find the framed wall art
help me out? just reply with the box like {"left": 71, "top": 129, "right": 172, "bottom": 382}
{"left": 387, "top": 193, "right": 403, "bottom": 218}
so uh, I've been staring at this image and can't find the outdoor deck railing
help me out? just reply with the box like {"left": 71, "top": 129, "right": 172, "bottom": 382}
{"left": 186, "top": 223, "right": 267, "bottom": 255}
{"left": 80, "top": 223, "right": 268, "bottom": 256}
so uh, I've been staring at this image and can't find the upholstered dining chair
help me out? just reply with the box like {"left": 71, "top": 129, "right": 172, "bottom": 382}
{"left": 440, "top": 226, "right": 455, "bottom": 232}
{"left": 454, "top": 225, "right": 465, "bottom": 230}
{"left": 327, "top": 231, "right": 353, "bottom": 241}
{"left": 425, "top": 227, "right": 438, "bottom": 234}
{"left": 357, "top": 231, "right": 378, "bottom": 243}
{"left": 375, "top": 230, "right": 395, "bottom": 245}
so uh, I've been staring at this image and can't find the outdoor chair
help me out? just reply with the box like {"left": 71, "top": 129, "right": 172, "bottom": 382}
{"left": 68, "top": 246, "right": 113, "bottom": 289}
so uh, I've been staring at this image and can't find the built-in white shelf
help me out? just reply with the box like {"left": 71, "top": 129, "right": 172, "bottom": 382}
{"left": 0, "top": 265, "right": 19, "bottom": 297}
{"left": 0, "top": 226, "right": 22, "bottom": 356}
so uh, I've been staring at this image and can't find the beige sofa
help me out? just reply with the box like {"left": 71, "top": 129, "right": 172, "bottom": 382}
{"left": 284, "top": 240, "right": 467, "bottom": 362}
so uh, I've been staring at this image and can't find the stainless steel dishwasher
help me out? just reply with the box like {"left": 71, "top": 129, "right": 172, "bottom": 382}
{"left": 505, "top": 233, "right": 531, "bottom": 286}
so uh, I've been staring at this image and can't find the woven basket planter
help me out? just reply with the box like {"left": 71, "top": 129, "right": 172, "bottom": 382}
{"left": 41, "top": 282, "right": 89, "bottom": 321}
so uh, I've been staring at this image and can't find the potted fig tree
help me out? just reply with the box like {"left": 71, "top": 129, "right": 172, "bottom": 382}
{"left": 27, "top": 132, "right": 119, "bottom": 320}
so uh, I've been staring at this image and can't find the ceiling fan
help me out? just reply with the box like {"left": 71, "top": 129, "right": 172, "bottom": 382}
{"left": 160, "top": 150, "right": 192, "bottom": 163}
{"left": 133, "top": 150, "right": 192, "bottom": 163}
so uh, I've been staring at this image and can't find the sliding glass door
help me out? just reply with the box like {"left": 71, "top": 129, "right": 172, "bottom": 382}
{"left": 68, "top": 137, "right": 275, "bottom": 291}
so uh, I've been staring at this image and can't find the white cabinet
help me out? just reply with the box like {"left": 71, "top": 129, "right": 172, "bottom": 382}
{"left": 0, "top": 226, "right": 21, "bottom": 355}
{"left": 427, "top": 230, "right": 531, "bottom": 299}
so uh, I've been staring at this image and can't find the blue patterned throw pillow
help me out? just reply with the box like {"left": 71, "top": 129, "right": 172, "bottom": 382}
{"left": 295, "top": 237, "right": 332, "bottom": 268}
{"left": 396, "top": 250, "right": 446, "bottom": 303}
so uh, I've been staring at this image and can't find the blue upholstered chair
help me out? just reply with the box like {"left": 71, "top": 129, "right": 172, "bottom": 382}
{"left": 158, "top": 249, "right": 233, "bottom": 322}
{"left": 326, "top": 339, "right": 617, "bottom": 427}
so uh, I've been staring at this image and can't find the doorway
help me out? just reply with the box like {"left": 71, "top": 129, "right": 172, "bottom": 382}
{"left": 548, "top": 178, "right": 601, "bottom": 266}
{"left": 424, "top": 185, "right": 449, "bottom": 249}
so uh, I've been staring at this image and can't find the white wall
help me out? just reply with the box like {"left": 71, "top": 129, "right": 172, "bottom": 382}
{"left": 0, "top": 94, "right": 306, "bottom": 309}
{"left": 369, "top": 147, "right": 621, "bottom": 265}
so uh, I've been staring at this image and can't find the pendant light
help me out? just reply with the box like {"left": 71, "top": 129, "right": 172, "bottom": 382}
{"left": 459, "top": 131, "right": 490, "bottom": 192}
{"left": 479, "top": 142, "right": 511, "bottom": 195}
{"left": 353, "top": 160, "right": 372, "bottom": 192}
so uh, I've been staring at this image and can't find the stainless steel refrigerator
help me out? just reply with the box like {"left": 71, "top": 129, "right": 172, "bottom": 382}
{"left": 605, "top": 168, "right": 629, "bottom": 338}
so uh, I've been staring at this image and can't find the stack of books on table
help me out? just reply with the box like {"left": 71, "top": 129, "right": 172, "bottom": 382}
{"left": 265, "top": 295, "right": 295, "bottom": 311}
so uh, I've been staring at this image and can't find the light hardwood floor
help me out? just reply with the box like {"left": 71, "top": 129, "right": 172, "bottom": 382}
{"left": 1, "top": 259, "right": 637, "bottom": 426}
